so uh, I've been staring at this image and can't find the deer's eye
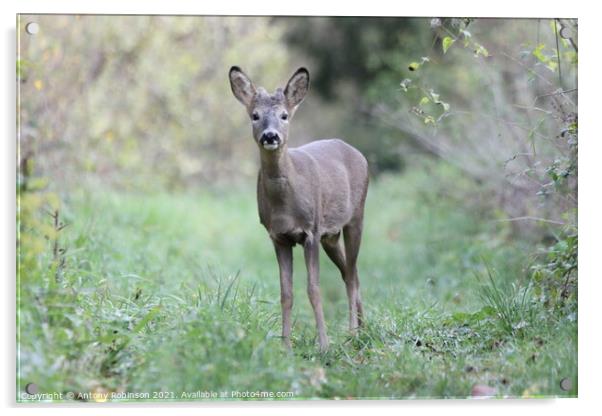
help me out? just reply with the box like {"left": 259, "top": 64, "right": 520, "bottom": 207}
{"left": 251, "top": 112, "right": 260, "bottom": 121}
{"left": 280, "top": 112, "right": 289, "bottom": 121}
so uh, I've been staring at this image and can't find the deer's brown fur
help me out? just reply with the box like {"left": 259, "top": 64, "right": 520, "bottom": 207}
{"left": 229, "top": 66, "right": 369, "bottom": 351}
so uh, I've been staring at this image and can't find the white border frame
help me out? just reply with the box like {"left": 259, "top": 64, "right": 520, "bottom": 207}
{"left": 3, "top": 1, "right": 598, "bottom": 415}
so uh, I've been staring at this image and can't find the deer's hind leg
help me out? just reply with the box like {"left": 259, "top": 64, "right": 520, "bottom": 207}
{"left": 343, "top": 220, "right": 364, "bottom": 330}
{"left": 321, "top": 232, "right": 346, "bottom": 275}
{"left": 322, "top": 232, "right": 360, "bottom": 331}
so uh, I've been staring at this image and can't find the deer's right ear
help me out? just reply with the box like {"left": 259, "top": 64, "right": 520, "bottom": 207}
{"left": 229, "top": 66, "right": 256, "bottom": 108}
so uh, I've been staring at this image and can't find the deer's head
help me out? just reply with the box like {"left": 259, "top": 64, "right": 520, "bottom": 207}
{"left": 229, "top": 66, "right": 310, "bottom": 152}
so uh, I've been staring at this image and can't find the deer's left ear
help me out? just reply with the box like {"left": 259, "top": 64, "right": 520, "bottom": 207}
{"left": 284, "top": 67, "right": 310, "bottom": 110}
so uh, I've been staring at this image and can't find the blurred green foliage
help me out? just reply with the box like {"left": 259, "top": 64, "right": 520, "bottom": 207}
{"left": 284, "top": 17, "right": 428, "bottom": 101}
{"left": 19, "top": 15, "right": 296, "bottom": 190}
{"left": 287, "top": 18, "right": 577, "bottom": 232}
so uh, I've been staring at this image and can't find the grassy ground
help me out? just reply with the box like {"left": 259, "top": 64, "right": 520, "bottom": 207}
{"left": 17, "top": 163, "right": 577, "bottom": 401}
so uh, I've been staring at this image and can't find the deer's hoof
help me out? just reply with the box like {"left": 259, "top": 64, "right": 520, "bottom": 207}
{"left": 318, "top": 338, "right": 329, "bottom": 353}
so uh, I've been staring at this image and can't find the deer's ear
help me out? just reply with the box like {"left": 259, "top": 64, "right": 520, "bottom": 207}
{"left": 284, "top": 67, "right": 310, "bottom": 110}
{"left": 229, "top": 66, "right": 256, "bottom": 107}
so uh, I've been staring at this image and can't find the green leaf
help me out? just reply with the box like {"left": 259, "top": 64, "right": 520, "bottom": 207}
{"left": 545, "top": 60, "right": 558, "bottom": 72}
{"left": 419, "top": 96, "right": 430, "bottom": 106}
{"left": 474, "top": 43, "right": 490, "bottom": 58}
{"left": 442, "top": 36, "right": 455, "bottom": 54}
{"left": 533, "top": 43, "right": 547, "bottom": 63}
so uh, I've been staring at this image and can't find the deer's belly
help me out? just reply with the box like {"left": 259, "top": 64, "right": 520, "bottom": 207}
{"left": 321, "top": 204, "right": 352, "bottom": 235}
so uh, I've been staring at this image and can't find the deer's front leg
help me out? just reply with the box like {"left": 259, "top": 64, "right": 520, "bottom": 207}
{"left": 274, "top": 242, "right": 293, "bottom": 349}
{"left": 304, "top": 235, "right": 329, "bottom": 352}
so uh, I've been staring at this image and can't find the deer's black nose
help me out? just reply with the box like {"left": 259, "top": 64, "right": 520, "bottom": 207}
{"left": 260, "top": 131, "right": 280, "bottom": 144}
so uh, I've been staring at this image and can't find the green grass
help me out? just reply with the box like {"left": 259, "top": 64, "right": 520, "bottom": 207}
{"left": 17, "top": 163, "right": 577, "bottom": 401}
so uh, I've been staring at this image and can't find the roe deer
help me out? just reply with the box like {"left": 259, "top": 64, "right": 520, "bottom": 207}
{"left": 229, "top": 66, "right": 369, "bottom": 351}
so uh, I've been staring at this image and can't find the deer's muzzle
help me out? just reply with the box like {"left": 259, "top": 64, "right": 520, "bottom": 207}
{"left": 260, "top": 131, "right": 281, "bottom": 151}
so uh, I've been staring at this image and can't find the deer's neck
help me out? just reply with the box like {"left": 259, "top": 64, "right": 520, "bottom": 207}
{"left": 259, "top": 146, "right": 296, "bottom": 207}
{"left": 260, "top": 146, "right": 293, "bottom": 180}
